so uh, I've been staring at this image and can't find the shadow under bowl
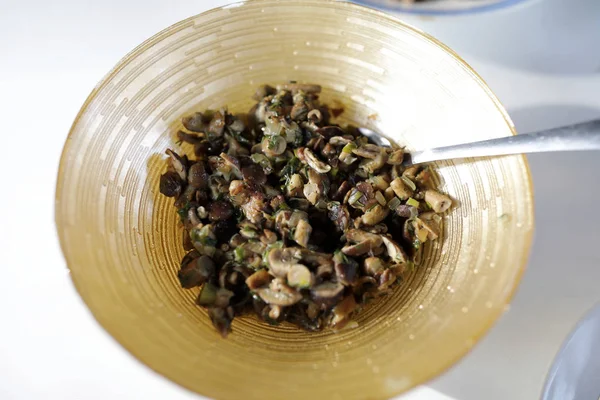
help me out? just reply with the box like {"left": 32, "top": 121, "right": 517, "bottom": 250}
{"left": 55, "top": 1, "right": 534, "bottom": 399}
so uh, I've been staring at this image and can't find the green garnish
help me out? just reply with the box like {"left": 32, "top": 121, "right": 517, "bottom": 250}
{"left": 387, "top": 197, "right": 401, "bottom": 210}
{"left": 234, "top": 247, "right": 245, "bottom": 262}
{"left": 342, "top": 142, "right": 357, "bottom": 154}
{"left": 407, "top": 197, "right": 420, "bottom": 208}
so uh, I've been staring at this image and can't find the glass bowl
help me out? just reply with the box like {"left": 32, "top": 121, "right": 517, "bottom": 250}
{"left": 353, "top": 0, "right": 530, "bottom": 15}
{"left": 55, "top": 1, "right": 534, "bottom": 399}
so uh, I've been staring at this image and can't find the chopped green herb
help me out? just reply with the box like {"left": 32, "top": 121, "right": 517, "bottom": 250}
{"left": 407, "top": 197, "right": 420, "bottom": 208}
{"left": 234, "top": 247, "right": 245, "bottom": 262}
{"left": 342, "top": 142, "right": 357, "bottom": 154}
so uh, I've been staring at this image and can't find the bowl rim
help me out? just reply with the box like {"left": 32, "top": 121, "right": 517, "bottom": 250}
{"left": 55, "top": 0, "right": 535, "bottom": 397}
{"left": 353, "top": 0, "right": 531, "bottom": 16}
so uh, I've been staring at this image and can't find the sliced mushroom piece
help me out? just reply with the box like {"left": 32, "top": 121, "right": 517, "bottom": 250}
{"left": 182, "top": 112, "right": 206, "bottom": 132}
{"left": 414, "top": 212, "right": 440, "bottom": 240}
{"left": 241, "top": 164, "right": 267, "bottom": 186}
{"left": 177, "top": 130, "right": 203, "bottom": 145}
{"left": 260, "top": 229, "right": 278, "bottom": 245}
{"left": 390, "top": 177, "right": 414, "bottom": 200}
{"left": 361, "top": 204, "right": 389, "bottom": 226}
{"left": 275, "top": 209, "right": 309, "bottom": 235}
{"left": 333, "top": 180, "right": 352, "bottom": 202}
{"left": 245, "top": 269, "right": 272, "bottom": 290}
{"left": 303, "top": 182, "right": 319, "bottom": 205}
{"left": 356, "top": 181, "right": 374, "bottom": 198}
{"left": 364, "top": 223, "right": 388, "bottom": 234}
{"left": 228, "top": 179, "right": 245, "bottom": 196}
{"left": 389, "top": 263, "right": 409, "bottom": 276}
{"left": 402, "top": 166, "right": 420, "bottom": 180}
{"left": 303, "top": 147, "right": 331, "bottom": 173}
{"left": 286, "top": 173, "right": 304, "bottom": 197}
{"left": 390, "top": 165, "right": 402, "bottom": 180}
{"left": 166, "top": 149, "right": 187, "bottom": 181}
{"left": 413, "top": 167, "right": 431, "bottom": 186}
{"left": 322, "top": 143, "right": 337, "bottom": 159}
{"left": 268, "top": 305, "right": 284, "bottom": 320}
{"left": 187, "top": 207, "right": 202, "bottom": 227}
{"left": 363, "top": 256, "right": 386, "bottom": 276}
{"left": 159, "top": 171, "right": 183, "bottom": 197}
{"left": 208, "top": 111, "right": 226, "bottom": 138}
{"left": 182, "top": 228, "right": 194, "bottom": 250}
{"left": 387, "top": 149, "right": 405, "bottom": 165}
{"left": 307, "top": 109, "right": 322, "bottom": 123}
{"left": 333, "top": 251, "right": 358, "bottom": 286}
{"left": 311, "top": 281, "right": 344, "bottom": 307}
{"left": 384, "top": 187, "right": 396, "bottom": 202}
{"left": 316, "top": 263, "right": 334, "bottom": 279}
{"left": 352, "top": 143, "right": 381, "bottom": 159}
{"left": 368, "top": 175, "right": 390, "bottom": 191}
{"left": 224, "top": 134, "right": 249, "bottom": 156}
{"left": 255, "top": 284, "right": 303, "bottom": 306}
{"left": 227, "top": 116, "right": 246, "bottom": 134}
{"left": 214, "top": 288, "right": 235, "bottom": 308}
{"left": 378, "top": 268, "right": 397, "bottom": 291}
{"left": 327, "top": 202, "right": 350, "bottom": 232}
{"left": 262, "top": 135, "right": 287, "bottom": 156}
{"left": 358, "top": 150, "right": 387, "bottom": 174}
{"left": 345, "top": 229, "right": 383, "bottom": 247}
{"left": 395, "top": 205, "right": 419, "bottom": 219}
{"left": 274, "top": 210, "right": 293, "bottom": 233}
{"left": 297, "top": 248, "right": 334, "bottom": 267}
{"left": 178, "top": 255, "right": 215, "bottom": 289}
{"left": 290, "top": 101, "right": 309, "bottom": 121}
{"left": 330, "top": 295, "right": 357, "bottom": 330}
{"left": 208, "top": 201, "right": 233, "bottom": 221}
{"left": 294, "top": 218, "right": 312, "bottom": 248}
{"left": 329, "top": 136, "right": 351, "bottom": 146}
{"left": 187, "top": 162, "right": 209, "bottom": 189}
{"left": 243, "top": 240, "right": 267, "bottom": 255}
{"left": 287, "top": 264, "right": 314, "bottom": 288}
{"left": 425, "top": 190, "right": 453, "bottom": 213}
{"left": 208, "top": 306, "right": 233, "bottom": 338}
{"left": 341, "top": 240, "right": 373, "bottom": 257}
{"left": 381, "top": 236, "right": 409, "bottom": 264}
{"left": 219, "top": 152, "right": 243, "bottom": 179}
{"left": 353, "top": 275, "right": 378, "bottom": 293}
{"left": 250, "top": 153, "right": 274, "bottom": 175}
{"left": 267, "top": 247, "right": 302, "bottom": 277}
{"left": 240, "top": 193, "right": 267, "bottom": 224}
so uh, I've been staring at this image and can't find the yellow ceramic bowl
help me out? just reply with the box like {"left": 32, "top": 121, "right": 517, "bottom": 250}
{"left": 55, "top": 1, "right": 534, "bottom": 399}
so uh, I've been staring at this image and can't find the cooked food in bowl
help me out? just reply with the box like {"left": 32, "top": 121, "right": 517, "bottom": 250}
{"left": 56, "top": 1, "right": 535, "bottom": 398}
{"left": 159, "top": 83, "right": 452, "bottom": 337}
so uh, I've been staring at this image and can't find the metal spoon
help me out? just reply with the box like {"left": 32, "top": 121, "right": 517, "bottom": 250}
{"left": 359, "top": 119, "right": 600, "bottom": 166}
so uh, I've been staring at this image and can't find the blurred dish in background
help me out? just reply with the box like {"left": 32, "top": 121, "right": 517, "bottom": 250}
{"left": 542, "top": 303, "right": 600, "bottom": 400}
{"left": 352, "top": 0, "right": 529, "bottom": 15}
{"left": 376, "top": 0, "right": 600, "bottom": 75}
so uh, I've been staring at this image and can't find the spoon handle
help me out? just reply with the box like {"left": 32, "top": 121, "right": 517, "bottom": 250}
{"left": 408, "top": 119, "right": 600, "bottom": 165}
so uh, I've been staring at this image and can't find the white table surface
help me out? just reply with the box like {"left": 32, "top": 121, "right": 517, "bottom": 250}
{"left": 1, "top": 1, "right": 599, "bottom": 399}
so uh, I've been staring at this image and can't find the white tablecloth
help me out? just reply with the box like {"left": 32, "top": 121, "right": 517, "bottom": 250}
{"left": 1, "top": 1, "right": 599, "bottom": 399}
